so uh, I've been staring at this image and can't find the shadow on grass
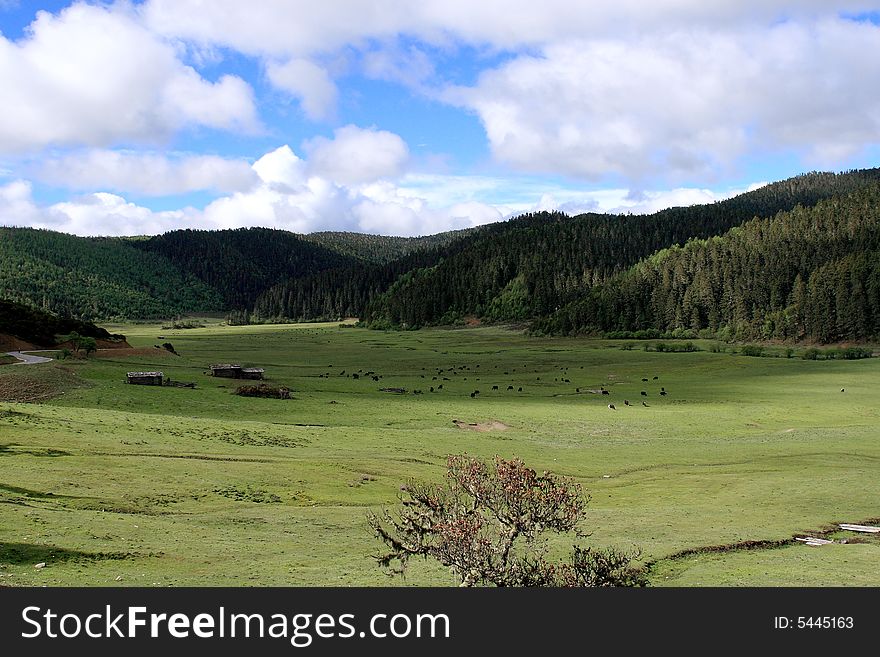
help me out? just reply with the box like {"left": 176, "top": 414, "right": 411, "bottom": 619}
{"left": 0, "top": 444, "right": 71, "bottom": 457}
{"left": 0, "top": 542, "right": 141, "bottom": 566}
{"left": 0, "top": 483, "right": 79, "bottom": 499}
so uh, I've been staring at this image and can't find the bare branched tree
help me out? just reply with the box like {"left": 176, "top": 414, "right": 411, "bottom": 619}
{"left": 368, "top": 454, "right": 646, "bottom": 587}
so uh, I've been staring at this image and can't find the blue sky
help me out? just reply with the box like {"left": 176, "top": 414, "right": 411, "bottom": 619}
{"left": 1, "top": 1, "right": 880, "bottom": 236}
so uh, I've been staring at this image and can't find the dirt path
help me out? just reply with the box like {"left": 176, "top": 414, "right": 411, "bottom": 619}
{"left": 5, "top": 351, "right": 54, "bottom": 365}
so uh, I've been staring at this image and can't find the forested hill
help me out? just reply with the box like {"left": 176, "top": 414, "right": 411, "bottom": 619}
{"left": 534, "top": 186, "right": 880, "bottom": 342}
{"left": 0, "top": 298, "right": 124, "bottom": 347}
{"left": 0, "top": 227, "right": 224, "bottom": 320}
{"left": 4, "top": 167, "right": 880, "bottom": 333}
{"left": 132, "top": 227, "right": 359, "bottom": 309}
{"left": 301, "top": 228, "right": 476, "bottom": 264}
{"left": 253, "top": 243, "right": 465, "bottom": 321}
{"left": 360, "top": 168, "right": 880, "bottom": 329}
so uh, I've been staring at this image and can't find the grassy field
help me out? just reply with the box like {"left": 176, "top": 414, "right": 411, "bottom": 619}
{"left": 1, "top": 321, "right": 878, "bottom": 586}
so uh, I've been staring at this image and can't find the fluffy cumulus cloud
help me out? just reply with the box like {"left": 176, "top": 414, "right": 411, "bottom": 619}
{"left": 0, "top": 143, "right": 504, "bottom": 237}
{"left": 35, "top": 150, "right": 259, "bottom": 196}
{"left": 0, "top": 179, "right": 196, "bottom": 236}
{"left": 449, "top": 18, "right": 880, "bottom": 180}
{"left": 303, "top": 125, "right": 409, "bottom": 185}
{"left": 0, "top": 2, "right": 258, "bottom": 152}
{"left": 141, "top": 1, "right": 876, "bottom": 55}
{"left": 204, "top": 144, "right": 498, "bottom": 236}
{"left": 137, "top": 0, "right": 880, "bottom": 180}
{"left": 5, "top": 1, "right": 880, "bottom": 236}
{"left": 266, "top": 59, "right": 339, "bottom": 122}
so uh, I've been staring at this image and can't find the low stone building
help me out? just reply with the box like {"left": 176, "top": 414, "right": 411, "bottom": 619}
{"left": 126, "top": 371, "right": 164, "bottom": 385}
{"left": 210, "top": 364, "right": 264, "bottom": 380}
{"left": 210, "top": 364, "right": 242, "bottom": 378}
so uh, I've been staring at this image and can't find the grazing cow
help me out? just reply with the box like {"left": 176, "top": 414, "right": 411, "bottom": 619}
{"left": 576, "top": 388, "right": 580, "bottom": 393}
{"left": 413, "top": 390, "right": 422, "bottom": 395}
{"left": 624, "top": 400, "right": 630, "bottom": 406}
{"left": 641, "top": 391, "right": 647, "bottom": 396}
{"left": 642, "top": 401, "right": 649, "bottom": 407}
{"left": 339, "top": 370, "right": 345, "bottom": 376}
{"left": 601, "top": 390, "right": 610, "bottom": 395}
{"left": 474, "top": 390, "right": 480, "bottom": 396}
{"left": 660, "top": 391, "right": 668, "bottom": 396}
{"left": 653, "top": 376, "right": 659, "bottom": 380}
{"left": 372, "top": 376, "right": 380, "bottom": 382}
{"left": 492, "top": 385, "right": 499, "bottom": 390}
{"left": 642, "top": 378, "right": 648, "bottom": 382}
{"left": 432, "top": 376, "right": 437, "bottom": 380}
{"left": 430, "top": 387, "right": 434, "bottom": 392}
{"left": 470, "top": 392, "right": 476, "bottom": 398}
{"left": 608, "top": 404, "right": 616, "bottom": 410}
{"left": 438, "top": 384, "right": 443, "bottom": 390}
{"left": 841, "top": 388, "right": 845, "bottom": 393}
{"left": 507, "top": 385, "right": 514, "bottom": 390}
{"left": 518, "top": 387, "right": 523, "bottom": 392}
{"left": 352, "top": 373, "right": 359, "bottom": 379}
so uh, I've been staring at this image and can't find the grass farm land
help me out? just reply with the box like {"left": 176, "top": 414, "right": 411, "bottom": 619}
{"left": 1, "top": 321, "right": 878, "bottom": 586}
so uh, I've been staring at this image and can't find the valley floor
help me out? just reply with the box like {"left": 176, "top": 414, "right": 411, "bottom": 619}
{"left": 1, "top": 322, "right": 878, "bottom": 586}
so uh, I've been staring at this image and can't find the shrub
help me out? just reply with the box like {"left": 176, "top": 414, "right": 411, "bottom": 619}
{"left": 234, "top": 384, "right": 291, "bottom": 399}
{"left": 368, "top": 455, "right": 646, "bottom": 587}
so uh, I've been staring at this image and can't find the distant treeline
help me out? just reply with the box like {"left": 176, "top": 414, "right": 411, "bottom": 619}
{"left": 359, "top": 169, "right": 880, "bottom": 334}
{"left": 0, "top": 227, "right": 224, "bottom": 319}
{"left": 534, "top": 187, "right": 880, "bottom": 343}
{"left": 3, "top": 167, "right": 880, "bottom": 344}
{"left": 0, "top": 226, "right": 467, "bottom": 321}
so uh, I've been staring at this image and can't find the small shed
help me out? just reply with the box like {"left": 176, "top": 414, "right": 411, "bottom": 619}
{"left": 127, "top": 371, "right": 164, "bottom": 386}
{"left": 210, "top": 364, "right": 242, "bottom": 378}
{"left": 240, "top": 367, "right": 265, "bottom": 380}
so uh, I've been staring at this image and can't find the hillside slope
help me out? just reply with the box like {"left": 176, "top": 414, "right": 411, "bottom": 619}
{"left": 301, "top": 228, "right": 475, "bottom": 264}
{"left": 0, "top": 298, "right": 124, "bottom": 347}
{"left": 361, "top": 168, "right": 880, "bottom": 328}
{"left": 132, "top": 227, "right": 359, "bottom": 310}
{"left": 535, "top": 187, "right": 880, "bottom": 342}
{"left": 0, "top": 227, "right": 224, "bottom": 320}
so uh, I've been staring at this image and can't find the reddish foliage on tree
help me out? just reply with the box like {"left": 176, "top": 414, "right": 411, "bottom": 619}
{"left": 368, "top": 454, "right": 646, "bottom": 587}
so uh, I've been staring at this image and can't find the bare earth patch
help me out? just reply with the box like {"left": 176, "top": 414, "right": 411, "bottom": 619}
{"left": 452, "top": 419, "right": 510, "bottom": 432}
{"left": 0, "top": 333, "right": 38, "bottom": 351}
{"left": 93, "top": 347, "right": 172, "bottom": 358}
{"left": 0, "top": 363, "right": 87, "bottom": 402}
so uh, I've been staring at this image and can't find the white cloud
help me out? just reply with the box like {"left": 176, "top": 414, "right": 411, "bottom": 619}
{"left": 0, "top": 2, "right": 258, "bottom": 153}
{"left": 266, "top": 59, "right": 338, "bottom": 121}
{"left": 303, "top": 125, "right": 409, "bottom": 185}
{"left": 362, "top": 43, "right": 435, "bottom": 89}
{"left": 0, "top": 140, "right": 768, "bottom": 239}
{"left": 448, "top": 18, "right": 880, "bottom": 180}
{"left": 35, "top": 150, "right": 258, "bottom": 196}
{"left": 142, "top": 1, "right": 877, "bottom": 55}
{"left": 151, "top": 143, "right": 509, "bottom": 236}
{"left": 251, "top": 145, "right": 307, "bottom": 189}
{"left": 0, "top": 180, "right": 44, "bottom": 225}
{"left": 0, "top": 179, "right": 196, "bottom": 236}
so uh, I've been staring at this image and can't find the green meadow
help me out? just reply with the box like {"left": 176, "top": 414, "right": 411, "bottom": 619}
{"left": 1, "top": 321, "right": 878, "bottom": 586}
